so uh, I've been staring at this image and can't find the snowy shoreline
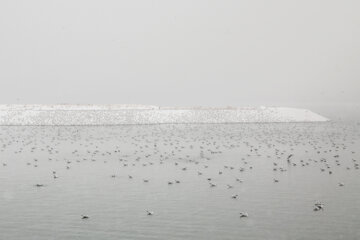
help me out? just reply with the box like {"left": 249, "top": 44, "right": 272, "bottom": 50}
{"left": 0, "top": 105, "right": 329, "bottom": 125}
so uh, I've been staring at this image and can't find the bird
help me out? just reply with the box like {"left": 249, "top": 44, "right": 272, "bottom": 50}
{"left": 81, "top": 215, "right": 89, "bottom": 219}
{"left": 287, "top": 154, "right": 293, "bottom": 162}
{"left": 146, "top": 210, "right": 154, "bottom": 216}
{"left": 239, "top": 212, "right": 249, "bottom": 218}
{"left": 314, "top": 201, "right": 324, "bottom": 211}
{"left": 231, "top": 194, "right": 238, "bottom": 199}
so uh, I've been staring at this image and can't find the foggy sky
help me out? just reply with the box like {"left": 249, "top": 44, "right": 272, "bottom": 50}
{"left": 0, "top": 0, "right": 359, "bottom": 108}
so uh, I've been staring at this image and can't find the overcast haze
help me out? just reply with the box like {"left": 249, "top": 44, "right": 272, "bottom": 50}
{"left": 0, "top": 0, "right": 359, "bottom": 112}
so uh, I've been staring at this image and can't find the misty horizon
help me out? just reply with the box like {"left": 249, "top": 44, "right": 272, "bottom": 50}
{"left": 0, "top": 0, "right": 359, "bottom": 111}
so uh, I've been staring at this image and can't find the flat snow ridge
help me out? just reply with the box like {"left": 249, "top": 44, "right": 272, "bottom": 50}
{"left": 0, "top": 105, "right": 328, "bottom": 125}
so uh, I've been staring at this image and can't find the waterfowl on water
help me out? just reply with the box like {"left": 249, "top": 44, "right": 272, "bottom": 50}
{"left": 239, "top": 212, "right": 249, "bottom": 218}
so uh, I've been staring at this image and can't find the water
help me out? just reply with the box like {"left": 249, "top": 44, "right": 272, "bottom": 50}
{"left": 0, "top": 122, "right": 359, "bottom": 240}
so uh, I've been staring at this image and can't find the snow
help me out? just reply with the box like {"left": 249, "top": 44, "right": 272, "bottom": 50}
{"left": 0, "top": 105, "right": 328, "bottom": 125}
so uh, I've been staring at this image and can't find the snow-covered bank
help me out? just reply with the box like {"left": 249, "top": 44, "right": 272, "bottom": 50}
{"left": 0, "top": 105, "right": 328, "bottom": 125}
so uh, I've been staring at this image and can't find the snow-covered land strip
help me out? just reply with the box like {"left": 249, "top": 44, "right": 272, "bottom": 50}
{"left": 0, "top": 104, "right": 159, "bottom": 111}
{"left": 0, "top": 105, "right": 329, "bottom": 125}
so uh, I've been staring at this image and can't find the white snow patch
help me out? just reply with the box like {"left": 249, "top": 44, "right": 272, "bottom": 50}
{"left": 0, "top": 105, "right": 329, "bottom": 125}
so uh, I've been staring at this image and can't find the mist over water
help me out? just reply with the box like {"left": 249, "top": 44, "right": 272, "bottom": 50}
{"left": 0, "top": 1, "right": 359, "bottom": 239}
{"left": 299, "top": 104, "right": 360, "bottom": 122}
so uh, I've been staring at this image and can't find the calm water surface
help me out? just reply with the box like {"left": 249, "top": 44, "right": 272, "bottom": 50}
{"left": 0, "top": 122, "right": 359, "bottom": 240}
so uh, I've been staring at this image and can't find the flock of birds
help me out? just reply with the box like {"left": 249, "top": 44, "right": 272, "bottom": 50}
{"left": 0, "top": 122, "right": 359, "bottom": 221}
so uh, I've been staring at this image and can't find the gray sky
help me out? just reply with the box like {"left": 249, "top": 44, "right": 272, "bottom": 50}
{"left": 0, "top": 0, "right": 359, "bottom": 108}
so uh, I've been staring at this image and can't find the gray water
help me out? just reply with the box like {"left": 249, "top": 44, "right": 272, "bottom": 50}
{"left": 0, "top": 122, "right": 359, "bottom": 240}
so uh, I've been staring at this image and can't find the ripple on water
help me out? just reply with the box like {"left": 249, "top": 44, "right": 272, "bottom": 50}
{"left": 0, "top": 123, "right": 359, "bottom": 240}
